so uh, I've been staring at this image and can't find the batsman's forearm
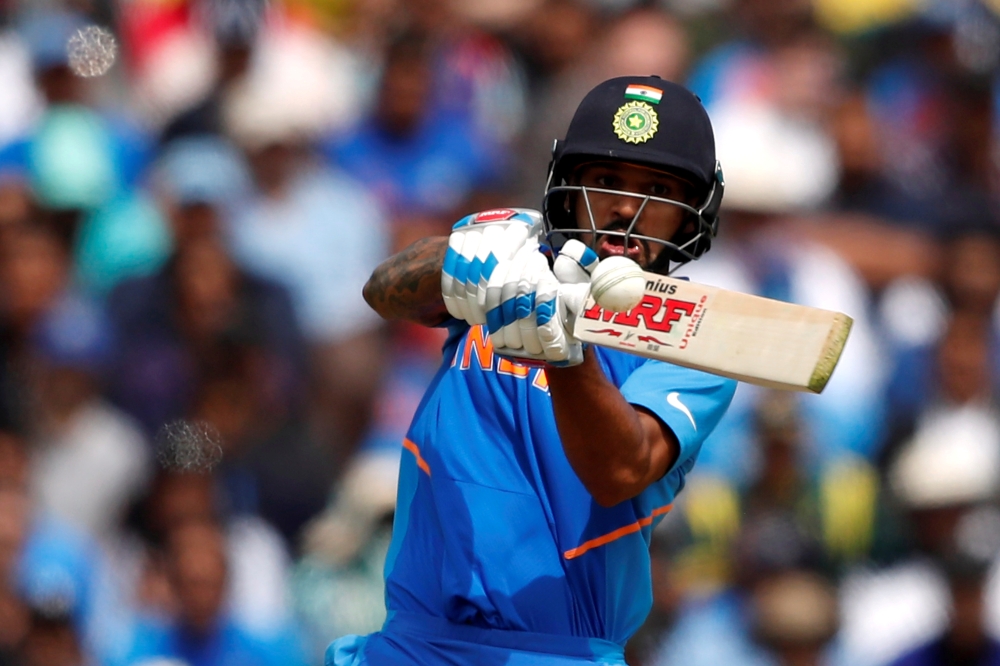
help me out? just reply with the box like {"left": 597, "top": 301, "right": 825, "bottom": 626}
{"left": 363, "top": 236, "right": 451, "bottom": 327}
{"left": 547, "top": 350, "right": 677, "bottom": 507}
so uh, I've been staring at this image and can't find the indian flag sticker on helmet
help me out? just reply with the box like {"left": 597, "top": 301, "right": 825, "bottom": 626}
{"left": 613, "top": 101, "right": 659, "bottom": 144}
{"left": 624, "top": 84, "right": 663, "bottom": 105}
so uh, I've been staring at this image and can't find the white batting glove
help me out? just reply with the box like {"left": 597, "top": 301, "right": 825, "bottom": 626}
{"left": 484, "top": 241, "right": 584, "bottom": 367}
{"left": 552, "top": 239, "right": 599, "bottom": 285}
{"left": 441, "top": 209, "right": 543, "bottom": 324}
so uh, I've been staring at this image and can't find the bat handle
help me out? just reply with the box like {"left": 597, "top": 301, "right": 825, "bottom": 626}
{"left": 559, "top": 282, "right": 591, "bottom": 316}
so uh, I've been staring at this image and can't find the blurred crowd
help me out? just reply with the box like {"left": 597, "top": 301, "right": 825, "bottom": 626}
{"left": 0, "top": 0, "right": 997, "bottom": 664}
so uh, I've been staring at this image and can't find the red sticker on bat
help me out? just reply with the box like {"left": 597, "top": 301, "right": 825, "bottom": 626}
{"left": 474, "top": 209, "right": 518, "bottom": 223}
{"left": 586, "top": 329, "right": 623, "bottom": 337}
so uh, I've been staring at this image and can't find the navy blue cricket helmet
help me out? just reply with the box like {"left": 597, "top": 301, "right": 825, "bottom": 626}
{"left": 542, "top": 75, "right": 724, "bottom": 275}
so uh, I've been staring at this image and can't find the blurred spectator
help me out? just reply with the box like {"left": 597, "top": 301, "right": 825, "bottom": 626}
{"left": 892, "top": 543, "right": 1000, "bottom": 666}
{"left": 190, "top": 338, "right": 334, "bottom": 544}
{"left": 0, "top": 218, "right": 76, "bottom": 437}
{"left": 748, "top": 570, "right": 842, "bottom": 666}
{"left": 878, "top": 223, "right": 1000, "bottom": 457}
{"left": 73, "top": 188, "right": 171, "bottom": 297}
{"left": 27, "top": 294, "right": 151, "bottom": 549}
{"left": 812, "top": 0, "right": 921, "bottom": 35}
{"left": 404, "top": 0, "right": 528, "bottom": 146}
{"left": 0, "top": 219, "right": 72, "bottom": 343}
{"left": 125, "top": 465, "right": 300, "bottom": 651}
{"left": 939, "top": 228, "right": 1000, "bottom": 321}
{"left": 0, "top": 175, "right": 34, "bottom": 231}
{"left": 291, "top": 312, "right": 447, "bottom": 662}
{"left": 0, "top": 432, "right": 111, "bottom": 666}
{"left": 0, "top": 19, "right": 41, "bottom": 146}
{"left": 325, "top": 30, "right": 509, "bottom": 249}
{"left": 294, "top": 450, "right": 399, "bottom": 661}
{"left": 797, "top": 89, "right": 940, "bottom": 293}
{"left": 0, "top": 10, "right": 169, "bottom": 295}
{"left": 859, "top": 19, "right": 998, "bottom": 218}
{"left": 828, "top": 89, "right": 934, "bottom": 231}
{"left": 651, "top": 511, "right": 845, "bottom": 665}
{"left": 840, "top": 406, "right": 1000, "bottom": 664}
{"left": 158, "top": 0, "right": 266, "bottom": 145}
{"left": 123, "top": 520, "right": 307, "bottom": 666}
{"left": 106, "top": 136, "right": 322, "bottom": 538}
{"left": 0, "top": 583, "right": 28, "bottom": 665}
{"left": 889, "top": 548, "right": 1000, "bottom": 666}
{"left": 120, "top": 0, "right": 216, "bottom": 125}
{"left": 883, "top": 309, "right": 996, "bottom": 465}
{"left": 149, "top": 0, "right": 361, "bottom": 142}
{"left": 20, "top": 602, "right": 85, "bottom": 666}
{"left": 687, "top": 0, "right": 820, "bottom": 110}
{"left": 224, "top": 70, "right": 390, "bottom": 469}
{"left": 1, "top": 10, "right": 152, "bottom": 223}
{"left": 514, "top": 5, "right": 690, "bottom": 206}
{"left": 108, "top": 137, "right": 306, "bottom": 440}
{"left": 515, "top": 0, "right": 597, "bottom": 92}
{"left": 808, "top": 79, "right": 998, "bottom": 294}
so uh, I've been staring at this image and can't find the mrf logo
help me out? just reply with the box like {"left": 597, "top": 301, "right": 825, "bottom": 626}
{"left": 474, "top": 209, "right": 517, "bottom": 223}
{"left": 582, "top": 295, "right": 698, "bottom": 339}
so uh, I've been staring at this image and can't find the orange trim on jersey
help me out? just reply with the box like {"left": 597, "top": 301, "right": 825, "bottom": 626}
{"left": 563, "top": 504, "right": 673, "bottom": 560}
{"left": 402, "top": 438, "right": 431, "bottom": 476}
{"left": 532, "top": 369, "right": 549, "bottom": 391}
{"left": 460, "top": 325, "right": 493, "bottom": 371}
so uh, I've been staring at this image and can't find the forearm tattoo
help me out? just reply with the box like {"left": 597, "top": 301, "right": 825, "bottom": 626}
{"left": 363, "top": 236, "right": 450, "bottom": 326}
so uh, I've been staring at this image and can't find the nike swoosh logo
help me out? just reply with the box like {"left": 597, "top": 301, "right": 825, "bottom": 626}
{"left": 667, "top": 392, "right": 697, "bottom": 431}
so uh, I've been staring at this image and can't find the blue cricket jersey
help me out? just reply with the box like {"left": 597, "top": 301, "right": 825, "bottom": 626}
{"left": 329, "top": 322, "right": 736, "bottom": 665}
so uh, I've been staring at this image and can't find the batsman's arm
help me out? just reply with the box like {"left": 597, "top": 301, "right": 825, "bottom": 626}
{"left": 547, "top": 349, "right": 680, "bottom": 507}
{"left": 363, "top": 236, "right": 451, "bottom": 327}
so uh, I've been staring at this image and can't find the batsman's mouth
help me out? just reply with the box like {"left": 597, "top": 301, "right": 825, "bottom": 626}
{"left": 598, "top": 232, "right": 646, "bottom": 265}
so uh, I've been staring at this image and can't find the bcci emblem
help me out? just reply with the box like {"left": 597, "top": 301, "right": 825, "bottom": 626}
{"left": 613, "top": 101, "right": 659, "bottom": 144}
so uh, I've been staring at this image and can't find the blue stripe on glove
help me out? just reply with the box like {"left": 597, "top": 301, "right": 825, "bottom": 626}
{"left": 535, "top": 299, "right": 557, "bottom": 326}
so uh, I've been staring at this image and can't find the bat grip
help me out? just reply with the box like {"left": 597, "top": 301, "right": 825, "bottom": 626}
{"left": 559, "top": 282, "right": 591, "bottom": 316}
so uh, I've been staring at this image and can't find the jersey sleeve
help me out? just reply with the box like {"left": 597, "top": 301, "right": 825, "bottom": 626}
{"left": 619, "top": 361, "right": 737, "bottom": 472}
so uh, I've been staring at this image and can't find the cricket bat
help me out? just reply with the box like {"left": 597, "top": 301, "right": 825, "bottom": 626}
{"left": 561, "top": 272, "right": 852, "bottom": 394}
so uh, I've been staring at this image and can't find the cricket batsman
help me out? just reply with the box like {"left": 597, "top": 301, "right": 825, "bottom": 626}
{"left": 328, "top": 76, "right": 737, "bottom": 665}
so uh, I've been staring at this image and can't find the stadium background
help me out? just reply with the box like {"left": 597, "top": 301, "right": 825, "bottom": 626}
{"left": 0, "top": 0, "right": 998, "bottom": 664}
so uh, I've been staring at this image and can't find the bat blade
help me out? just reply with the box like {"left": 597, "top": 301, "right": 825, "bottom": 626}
{"left": 565, "top": 272, "right": 852, "bottom": 393}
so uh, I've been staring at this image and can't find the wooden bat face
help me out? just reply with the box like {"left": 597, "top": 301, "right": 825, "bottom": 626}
{"left": 566, "top": 273, "right": 852, "bottom": 393}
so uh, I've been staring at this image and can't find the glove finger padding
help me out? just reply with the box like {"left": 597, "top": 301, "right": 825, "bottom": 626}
{"left": 514, "top": 251, "right": 549, "bottom": 356}
{"left": 484, "top": 256, "right": 510, "bottom": 347}
{"left": 553, "top": 239, "right": 599, "bottom": 285}
{"left": 490, "top": 239, "right": 537, "bottom": 350}
{"left": 457, "top": 228, "right": 486, "bottom": 322}
{"left": 535, "top": 272, "right": 584, "bottom": 366}
{"left": 480, "top": 222, "right": 533, "bottom": 308}
{"left": 462, "top": 225, "right": 501, "bottom": 324}
{"left": 442, "top": 232, "right": 470, "bottom": 321}
{"left": 488, "top": 246, "right": 584, "bottom": 368}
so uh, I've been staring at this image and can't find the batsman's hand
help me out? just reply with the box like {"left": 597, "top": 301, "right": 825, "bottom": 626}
{"left": 441, "top": 209, "right": 543, "bottom": 325}
{"left": 552, "top": 239, "right": 599, "bottom": 285}
{"left": 484, "top": 240, "right": 584, "bottom": 367}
